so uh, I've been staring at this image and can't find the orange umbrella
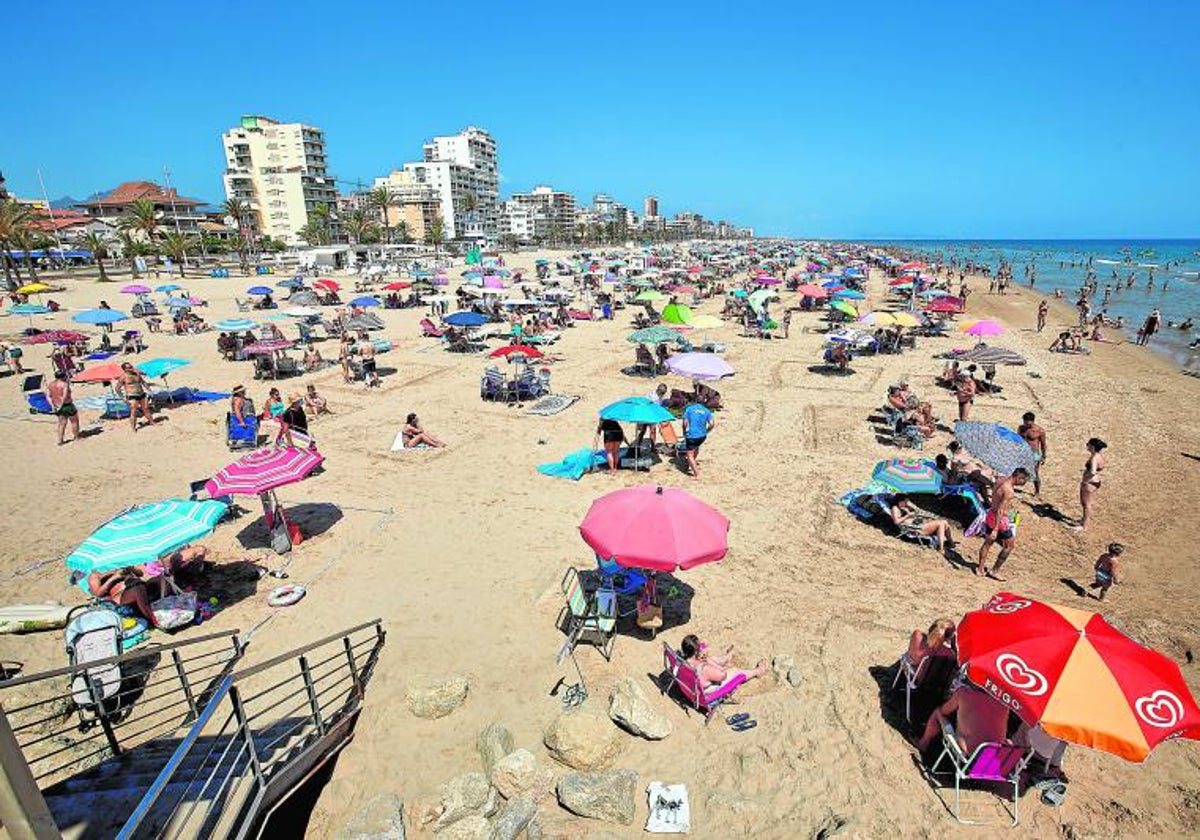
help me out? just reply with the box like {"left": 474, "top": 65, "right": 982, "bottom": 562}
{"left": 72, "top": 363, "right": 127, "bottom": 383}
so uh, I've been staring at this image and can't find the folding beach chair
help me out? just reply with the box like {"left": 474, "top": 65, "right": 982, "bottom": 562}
{"left": 929, "top": 722, "right": 1030, "bottom": 826}
{"left": 890, "top": 652, "right": 932, "bottom": 722}
{"left": 557, "top": 568, "right": 617, "bottom": 662}
{"left": 420, "top": 318, "right": 444, "bottom": 338}
{"left": 660, "top": 642, "right": 746, "bottom": 724}
{"left": 480, "top": 367, "right": 511, "bottom": 402}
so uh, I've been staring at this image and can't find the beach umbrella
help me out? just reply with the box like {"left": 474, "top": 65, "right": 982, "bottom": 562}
{"left": 206, "top": 446, "right": 324, "bottom": 498}
{"left": 535, "top": 259, "right": 549, "bottom": 265}
{"left": 276, "top": 278, "right": 305, "bottom": 289}
{"left": 489, "top": 344, "right": 544, "bottom": 360}
{"left": 351, "top": 296, "right": 381, "bottom": 308}
{"left": 215, "top": 318, "right": 259, "bottom": 332}
{"left": 628, "top": 326, "right": 686, "bottom": 346}
{"left": 154, "top": 284, "right": 182, "bottom": 293}
{"left": 599, "top": 397, "right": 673, "bottom": 425}
{"left": 136, "top": 358, "right": 191, "bottom": 379}
{"left": 634, "top": 290, "right": 665, "bottom": 302}
{"left": 956, "top": 345, "right": 1027, "bottom": 366}
{"left": 313, "top": 279, "right": 340, "bottom": 292}
{"left": 73, "top": 308, "right": 128, "bottom": 326}
{"left": 957, "top": 592, "right": 1200, "bottom": 762}
{"left": 579, "top": 485, "right": 730, "bottom": 572}
{"left": 754, "top": 276, "right": 782, "bottom": 285}
{"left": 72, "top": 363, "right": 127, "bottom": 383}
{"left": 8, "top": 303, "right": 51, "bottom": 316}
{"left": 23, "top": 329, "right": 88, "bottom": 345}
{"left": 888, "top": 277, "right": 917, "bottom": 287}
{"left": 871, "top": 459, "right": 943, "bottom": 495}
{"left": 730, "top": 289, "right": 749, "bottom": 298}
{"left": 242, "top": 340, "right": 294, "bottom": 355}
{"left": 661, "top": 304, "right": 692, "bottom": 325}
{"left": 384, "top": 281, "right": 412, "bottom": 291}
{"left": 899, "top": 262, "right": 928, "bottom": 270}
{"left": 65, "top": 499, "right": 229, "bottom": 577}
{"left": 830, "top": 299, "right": 858, "bottom": 317}
{"left": 797, "top": 284, "right": 828, "bottom": 298}
{"left": 444, "top": 311, "right": 488, "bottom": 327}
{"left": 689, "top": 314, "right": 724, "bottom": 330}
{"left": 832, "top": 289, "right": 866, "bottom": 300}
{"left": 953, "top": 421, "right": 1039, "bottom": 476}
{"left": 857, "top": 311, "right": 897, "bottom": 327}
{"left": 673, "top": 284, "right": 699, "bottom": 295}
{"left": 926, "top": 298, "right": 962, "bottom": 313}
{"left": 120, "top": 284, "right": 152, "bottom": 295}
{"left": 164, "top": 296, "right": 193, "bottom": 308}
{"left": 246, "top": 286, "right": 273, "bottom": 296}
{"left": 665, "top": 352, "right": 734, "bottom": 381}
{"left": 963, "top": 319, "right": 1004, "bottom": 337}
{"left": 891, "top": 311, "right": 921, "bottom": 328}
{"left": 15, "top": 282, "right": 51, "bottom": 295}
{"left": 283, "top": 306, "right": 321, "bottom": 318}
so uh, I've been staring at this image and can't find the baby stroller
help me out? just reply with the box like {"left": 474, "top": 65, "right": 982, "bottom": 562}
{"left": 64, "top": 604, "right": 126, "bottom": 730}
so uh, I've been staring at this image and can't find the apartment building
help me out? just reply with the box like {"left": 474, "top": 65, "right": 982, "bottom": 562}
{"left": 511, "top": 186, "right": 576, "bottom": 238}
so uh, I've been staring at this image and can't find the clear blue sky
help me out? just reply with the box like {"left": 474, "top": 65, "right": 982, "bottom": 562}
{"left": 4, "top": 0, "right": 1198, "bottom": 238}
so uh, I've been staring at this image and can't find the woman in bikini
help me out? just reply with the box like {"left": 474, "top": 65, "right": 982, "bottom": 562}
{"left": 679, "top": 634, "right": 768, "bottom": 688}
{"left": 889, "top": 493, "right": 957, "bottom": 554}
{"left": 402, "top": 413, "right": 445, "bottom": 448}
{"left": 87, "top": 567, "right": 158, "bottom": 624}
{"left": 118, "top": 362, "right": 154, "bottom": 432}
{"left": 1076, "top": 438, "right": 1108, "bottom": 530}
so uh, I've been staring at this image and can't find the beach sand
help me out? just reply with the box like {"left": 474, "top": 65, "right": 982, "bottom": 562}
{"left": 2, "top": 251, "right": 1199, "bottom": 837}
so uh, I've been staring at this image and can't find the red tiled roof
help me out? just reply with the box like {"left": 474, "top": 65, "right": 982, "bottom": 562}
{"left": 78, "top": 180, "right": 203, "bottom": 208}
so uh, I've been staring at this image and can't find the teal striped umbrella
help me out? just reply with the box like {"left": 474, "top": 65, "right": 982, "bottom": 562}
{"left": 870, "top": 459, "right": 943, "bottom": 495}
{"left": 65, "top": 499, "right": 228, "bottom": 576}
{"left": 628, "top": 326, "right": 685, "bottom": 345}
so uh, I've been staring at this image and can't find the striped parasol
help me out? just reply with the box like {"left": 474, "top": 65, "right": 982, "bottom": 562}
{"left": 65, "top": 499, "right": 228, "bottom": 576}
{"left": 955, "top": 345, "right": 1027, "bottom": 366}
{"left": 870, "top": 459, "right": 943, "bottom": 494}
{"left": 206, "top": 447, "right": 324, "bottom": 498}
{"left": 954, "top": 421, "right": 1038, "bottom": 476}
{"left": 242, "top": 340, "right": 294, "bottom": 355}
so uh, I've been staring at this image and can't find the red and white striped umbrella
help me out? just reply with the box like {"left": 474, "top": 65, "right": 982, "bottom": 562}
{"left": 206, "top": 447, "right": 324, "bottom": 497}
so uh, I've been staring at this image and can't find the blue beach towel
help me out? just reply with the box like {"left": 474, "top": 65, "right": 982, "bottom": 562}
{"left": 538, "top": 448, "right": 606, "bottom": 480}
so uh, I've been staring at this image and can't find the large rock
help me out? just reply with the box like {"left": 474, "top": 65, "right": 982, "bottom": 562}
{"left": 435, "top": 815, "right": 490, "bottom": 840}
{"left": 477, "top": 722, "right": 515, "bottom": 773}
{"left": 407, "top": 674, "right": 470, "bottom": 720}
{"left": 489, "top": 796, "right": 538, "bottom": 840}
{"left": 608, "top": 677, "right": 671, "bottom": 740}
{"left": 436, "top": 772, "right": 498, "bottom": 830}
{"left": 491, "top": 748, "right": 556, "bottom": 801}
{"left": 543, "top": 708, "right": 624, "bottom": 770}
{"left": 556, "top": 770, "right": 638, "bottom": 825}
{"left": 336, "top": 793, "right": 405, "bottom": 840}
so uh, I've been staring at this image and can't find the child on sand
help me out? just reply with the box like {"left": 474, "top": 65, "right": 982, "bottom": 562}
{"left": 1089, "top": 543, "right": 1124, "bottom": 600}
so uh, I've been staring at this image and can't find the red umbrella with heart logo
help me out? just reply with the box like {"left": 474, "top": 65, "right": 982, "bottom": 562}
{"left": 957, "top": 592, "right": 1200, "bottom": 762}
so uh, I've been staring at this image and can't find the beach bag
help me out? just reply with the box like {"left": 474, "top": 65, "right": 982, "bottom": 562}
{"left": 151, "top": 593, "right": 198, "bottom": 630}
{"left": 271, "top": 521, "right": 293, "bottom": 555}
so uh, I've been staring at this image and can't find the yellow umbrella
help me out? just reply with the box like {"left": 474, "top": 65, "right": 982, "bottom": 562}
{"left": 16, "top": 283, "right": 51, "bottom": 295}
{"left": 689, "top": 314, "right": 724, "bottom": 329}
{"left": 857, "top": 311, "right": 897, "bottom": 327}
{"left": 891, "top": 311, "right": 920, "bottom": 327}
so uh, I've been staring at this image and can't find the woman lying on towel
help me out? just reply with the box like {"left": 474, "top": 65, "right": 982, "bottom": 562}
{"left": 680, "top": 634, "right": 769, "bottom": 688}
{"left": 87, "top": 567, "right": 159, "bottom": 624}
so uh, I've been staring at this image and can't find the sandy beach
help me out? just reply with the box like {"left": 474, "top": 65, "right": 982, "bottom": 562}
{"left": 2, "top": 249, "right": 1200, "bottom": 838}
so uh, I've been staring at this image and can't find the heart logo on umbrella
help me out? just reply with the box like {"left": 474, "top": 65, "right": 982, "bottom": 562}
{"left": 996, "top": 653, "right": 1049, "bottom": 696}
{"left": 987, "top": 597, "right": 1032, "bottom": 615}
{"left": 1136, "top": 690, "right": 1185, "bottom": 729}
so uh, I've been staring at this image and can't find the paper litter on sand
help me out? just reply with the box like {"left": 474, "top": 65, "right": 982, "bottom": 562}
{"left": 646, "top": 782, "right": 690, "bottom": 833}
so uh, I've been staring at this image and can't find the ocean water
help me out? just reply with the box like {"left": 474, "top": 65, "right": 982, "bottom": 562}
{"left": 867, "top": 239, "right": 1200, "bottom": 364}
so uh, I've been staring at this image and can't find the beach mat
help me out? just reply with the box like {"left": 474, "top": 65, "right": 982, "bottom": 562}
{"left": 390, "top": 430, "right": 432, "bottom": 452}
{"left": 524, "top": 394, "right": 580, "bottom": 416}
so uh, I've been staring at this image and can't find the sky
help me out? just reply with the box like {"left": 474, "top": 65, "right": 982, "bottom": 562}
{"left": 3, "top": 0, "right": 1199, "bottom": 239}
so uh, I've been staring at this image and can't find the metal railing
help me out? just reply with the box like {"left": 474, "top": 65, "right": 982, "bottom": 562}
{"left": 117, "top": 619, "right": 385, "bottom": 839}
{"left": 0, "top": 630, "right": 243, "bottom": 789}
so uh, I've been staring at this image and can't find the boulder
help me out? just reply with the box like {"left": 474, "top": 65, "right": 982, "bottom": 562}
{"left": 491, "top": 748, "right": 555, "bottom": 801}
{"left": 556, "top": 770, "right": 638, "bottom": 825}
{"left": 407, "top": 674, "right": 469, "bottom": 720}
{"left": 607, "top": 678, "right": 671, "bottom": 740}
{"left": 489, "top": 796, "right": 538, "bottom": 840}
{"left": 543, "top": 708, "right": 624, "bottom": 770}
{"left": 336, "top": 793, "right": 405, "bottom": 840}
{"left": 477, "top": 722, "right": 515, "bottom": 773}
{"left": 436, "top": 772, "right": 498, "bottom": 830}
{"left": 435, "top": 814, "right": 490, "bottom": 840}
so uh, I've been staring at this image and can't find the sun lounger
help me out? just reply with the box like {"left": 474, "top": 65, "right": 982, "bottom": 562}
{"left": 558, "top": 568, "right": 617, "bottom": 661}
{"left": 928, "top": 722, "right": 1030, "bottom": 826}
{"left": 26, "top": 391, "right": 53, "bottom": 415}
{"left": 660, "top": 642, "right": 746, "bottom": 724}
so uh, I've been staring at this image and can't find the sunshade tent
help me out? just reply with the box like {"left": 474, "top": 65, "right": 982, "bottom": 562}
{"left": 579, "top": 485, "right": 730, "bottom": 572}
{"left": 958, "top": 592, "right": 1200, "bottom": 761}
{"left": 206, "top": 447, "right": 325, "bottom": 498}
{"left": 444, "top": 311, "right": 488, "bottom": 327}
{"left": 661, "top": 304, "right": 692, "bottom": 325}
{"left": 665, "top": 353, "right": 734, "bottom": 381}
{"left": 599, "top": 397, "right": 674, "bottom": 425}
{"left": 65, "top": 499, "right": 228, "bottom": 577}
{"left": 73, "top": 308, "right": 128, "bottom": 326}
{"left": 277, "top": 278, "right": 305, "bottom": 288}
{"left": 953, "top": 421, "right": 1039, "bottom": 476}
{"left": 871, "top": 459, "right": 942, "bottom": 494}
{"left": 628, "top": 326, "right": 686, "bottom": 346}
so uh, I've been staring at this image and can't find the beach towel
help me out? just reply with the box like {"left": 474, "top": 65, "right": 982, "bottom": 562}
{"left": 390, "top": 430, "right": 432, "bottom": 452}
{"left": 524, "top": 394, "right": 580, "bottom": 416}
{"left": 538, "top": 448, "right": 605, "bottom": 480}
{"left": 646, "top": 782, "right": 691, "bottom": 833}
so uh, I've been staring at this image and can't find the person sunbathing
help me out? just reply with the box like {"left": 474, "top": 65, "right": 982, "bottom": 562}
{"left": 87, "top": 567, "right": 158, "bottom": 624}
{"left": 303, "top": 343, "right": 324, "bottom": 371}
{"left": 907, "top": 618, "right": 957, "bottom": 670}
{"left": 888, "top": 494, "right": 957, "bottom": 553}
{"left": 402, "top": 413, "right": 445, "bottom": 448}
{"left": 886, "top": 385, "right": 909, "bottom": 412}
{"left": 140, "top": 545, "right": 209, "bottom": 586}
{"left": 912, "top": 402, "right": 937, "bottom": 438}
{"left": 917, "top": 682, "right": 1011, "bottom": 755}
{"left": 680, "top": 634, "right": 769, "bottom": 688}
{"left": 305, "top": 384, "right": 331, "bottom": 415}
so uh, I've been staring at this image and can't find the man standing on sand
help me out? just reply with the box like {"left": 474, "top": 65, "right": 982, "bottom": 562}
{"left": 1036, "top": 300, "right": 1048, "bottom": 332}
{"left": 1017, "top": 412, "right": 1047, "bottom": 494}
{"left": 48, "top": 371, "right": 80, "bottom": 445}
{"left": 977, "top": 468, "right": 1029, "bottom": 581}
{"left": 681, "top": 396, "right": 714, "bottom": 479}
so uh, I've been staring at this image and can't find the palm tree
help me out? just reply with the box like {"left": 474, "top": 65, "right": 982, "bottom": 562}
{"left": 223, "top": 198, "right": 254, "bottom": 272}
{"left": 343, "top": 210, "right": 377, "bottom": 245}
{"left": 299, "top": 221, "right": 326, "bottom": 246}
{"left": 79, "top": 232, "right": 113, "bottom": 282}
{"left": 368, "top": 187, "right": 394, "bottom": 244}
{"left": 0, "top": 199, "right": 33, "bottom": 288}
{"left": 310, "top": 203, "right": 332, "bottom": 244}
{"left": 395, "top": 220, "right": 411, "bottom": 244}
{"left": 159, "top": 232, "right": 195, "bottom": 278}
{"left": 10, "top": 226, "right": 40, "bottom": 281}
{"left": 427, "top": 217, "right": 445, "bottom": 260}
{"left": 121, "top": 198, "right": 159, "bottom": 243}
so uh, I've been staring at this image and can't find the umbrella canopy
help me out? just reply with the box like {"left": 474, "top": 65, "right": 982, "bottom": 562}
{"left": 489, "top": 344, "right": 544, "bottom": 359}
{"left": 661, "top": 304, "right": 692, "bottom": 325}
{"left": 628, "top": 326, "right": 686, "bottom": 346}
{"left": 634, "top": 290, "right": 665, "bottom": 302}
{"left": 247, "top": 285, "right": 273, "bottom": 295}
{"left": 72, "top": 363, "right": 127, "bottom": 383}
{"left": 689, "top": 314, "right": 724, "bottom": 330}
{"left": 665, "top": 352, "right": 734, "bottom": 381}
{"left": 313, "top": 279, "right": 340, "bottom": 291}
{"left": 154, "top": 284, "right": 182, "bottom": 292}
{"left": 214, "top": 318, "right": 259, "bottom": 332}
{"left": 73, "top": 308, "right": 128, "bottom": 325}
{"left": 444, "top": 311, "right": 488, "bottom": 327}
{"left": 964, "top": 319, "right": 1004, "bottom": 337}
{"left": 832, "top": 289, "right": 866, "bottom": 300}
{"left": 754, "top": 276, "right": 782, "bottom": 285}
{"left": 206, "top": 447, "right": 325, "bottom": 498}
{"left": 242, "top": 340, "right": 294, "bottom": 355}
{"left": 8, "top": 304, "right": 51, "bottom": 316}
{"left": 857, "top": 311, "right": 897, "bottom": 327}
{"left": 579, "top": 485, "right": 730, "bottom": 572}
{"left": 164, "top": 296, "right": 193, "bottom": 308}
{"left": 891, "top": 311, "right": 921, "bottom": 328}
{"left": 954, "top": 420, "right": 1039, "bottom": 476}
{"left": 120, "top": 284, "right": 152, "bottom": 294}
{"left": 137, "top": 358, "right": 192, "bottom": 378}
{"left": 599, "top": 397, "right": 674, "bottom": 425}
{"left": 958, "top": 592, "right": 1200, "bottom": 762}
{"left": 888, "top": 277, "right": 917, "bottom": 287}
{"left": 384, "top": 281, "right": 411, "bottom": 291}
{"left": 926, "top": 298, "right": 963, "bottom": 313}
{"left": 797, "top": 284, "right": 828, "bottom": 298}
{"left": 871, "top": 459, "right": 943, "bottom": 494}
{"left": 351, "top": 296, "right": 381, "bottom": 307}
{"left": 65, "top": 499, "right": 228, "bottom": 576}
{"left": 830, "top": 299, "right": 858, "bottom": 317}
{"left": 23, "top": 329, "right": 88, "bottom": 345}
{"left": 284, "top": 306, "right": 322, "bottom": 318}
{"left": 16, "top": 283, "right": 51, "bottom": 294}
{"left": 277, "top": 278, "right": 305, "bottom": 289}
{"left": 956, "top": 345, "right": 1027, "bottom": 366}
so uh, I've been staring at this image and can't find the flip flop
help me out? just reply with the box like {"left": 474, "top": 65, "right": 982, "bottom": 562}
{"left": 732, "top": 720, "right": 758, "bottom": 732}
{"left": 1041, "top": 781, "right": 1068, "bottom": 807}
{"left": 726, "top": 712, "right": 751, "bottom": 726}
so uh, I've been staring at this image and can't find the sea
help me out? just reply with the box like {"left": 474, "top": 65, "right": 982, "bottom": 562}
{"left": 865, "top": 239, "right": 1200, "bottom": 365}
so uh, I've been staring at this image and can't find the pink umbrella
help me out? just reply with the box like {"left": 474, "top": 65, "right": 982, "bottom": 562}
{"left": 755, "top": 276, "right": 781, "bottom": 285}
{"left": 579, "top": 485, "right": 730, "bottom": 571}
{"left": 121, "top": 284, "right": 152, "bottom": 294}
{"left": 964, "top": 319, "right": 1004, "bottom": 337}
{"left": 483, "top": 276, "right": 505, "bottom": 289}
{"left": 243, "top": 340, "right": 294, "bottom": 355}
{"left": 797, "top": 284, "right": 828, "bottom": 298}
{"left": 206, "top": 447, "right": 324, "bottom": 498}
{"left": 674, "top": 284, "right": 699, "bottom": 295}
{"left": 926, "top": 298, "right": 963, "bottom": 313}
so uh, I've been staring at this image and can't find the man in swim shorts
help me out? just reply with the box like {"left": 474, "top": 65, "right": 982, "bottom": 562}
{"left": 48, "top": 371, "right": 80, "bottom": 445}
{"left": 977, "top": 468, "right": 1029, "bottom": 581}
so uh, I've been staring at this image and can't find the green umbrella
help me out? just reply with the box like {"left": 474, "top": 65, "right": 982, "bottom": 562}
{"left": 661, "top": 304, "right": 692, "bottom": 325}
{"left": 830, "top": 299, "right": 858, "bottom": 317}
{"left": 634, "top": 290, "right": 665, "bottom": 302}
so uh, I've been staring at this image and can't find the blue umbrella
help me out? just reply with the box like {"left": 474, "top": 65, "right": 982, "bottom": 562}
{"left": 8, "top": 304, "right": 51, "bottom": 316}
{"left": 351, "top": 296, "right": 381, "bottom": 308}
{"left": 277, "top": 278, "right": 305, "bottom": 289}
{"left": 73, "top": 308, "right": 128, "bottom": 326}
{"left": 247, "top": 286, "right": 273, "bottom": 295}
{"left": 164, "top": 296, "right": 193, "bottom": 308}
{"left": 65, "top": 499, "right": 228, "bottom": 578}
{"left": 137, "top": 358, "right": 192, "bottom": 378}
{"left": 600, "top": 397, "right": 674, "bottom": 425}
{"left": 832, "top": 289, "right": 866, "bottom": 300}
{"left": 215, "top": 318, "right": 259, "bottom": 331}
{"left": 155, "top": 284, "right": 182, "bottom": 293}
{"left": 953, "top": 421, "right": 1039, "bottom": 477}
{"left": 462, "top": 271, "right": 484, "bottom": 280}
{"left": 444, "top": 311, "right": 488, "bottom": 327}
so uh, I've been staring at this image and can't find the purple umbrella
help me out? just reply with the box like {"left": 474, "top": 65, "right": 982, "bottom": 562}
{"left": 665, "top": 352, "right": 735, "bottom": 381}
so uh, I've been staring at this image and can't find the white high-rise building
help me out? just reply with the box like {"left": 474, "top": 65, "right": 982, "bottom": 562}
{"left": 411, "top": 126, "right": 500, "bottom": 242}
{"left": 221, "top": 115, "right": 337, "bottom": 244}
{"left": 511, "top": 186, "right": 576, "bottom": 239}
